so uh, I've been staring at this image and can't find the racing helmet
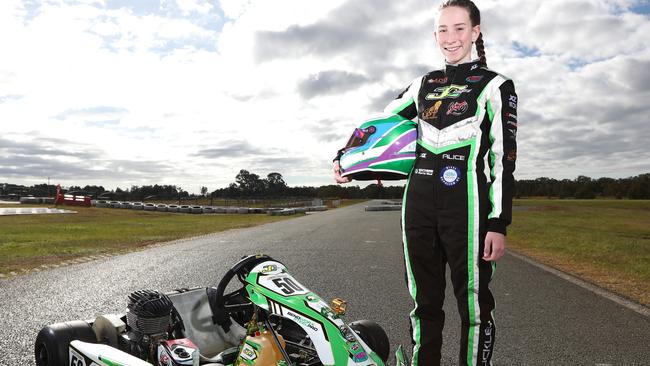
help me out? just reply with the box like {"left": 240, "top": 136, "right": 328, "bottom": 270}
{"left": 338, "top": 114, "right": 417, "bottom": 181}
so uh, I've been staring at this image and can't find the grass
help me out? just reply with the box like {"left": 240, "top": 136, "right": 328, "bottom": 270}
{"left": 509, "top": 199, "right": 650, "bottom": 306}
{"left": 328, "top": 198, "right": 370, "bottom": 208}
{"left": 0, "top": 200, "right": 367, "bottom": 276}
{"left": 0, "top": 205, "right": 295, "bottom": 275}
{"left": 6, "top": 199, "right": 646, "bottom": 308}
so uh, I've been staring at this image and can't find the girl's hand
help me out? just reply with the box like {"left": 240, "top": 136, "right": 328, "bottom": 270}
{"left": 333, "top": 161, "right": 351, "bottom": 184}
{"left": 483, "top": 231, "right": 506, "bottom": 261}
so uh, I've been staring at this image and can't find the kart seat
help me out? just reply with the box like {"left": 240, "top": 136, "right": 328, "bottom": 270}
{"left": 167, "top": 287, "right": 245, "bottom": 358}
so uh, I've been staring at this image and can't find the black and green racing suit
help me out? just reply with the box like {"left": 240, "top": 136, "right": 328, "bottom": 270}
{"left": 384, "top": 59, "right": 517, "bottom": 366}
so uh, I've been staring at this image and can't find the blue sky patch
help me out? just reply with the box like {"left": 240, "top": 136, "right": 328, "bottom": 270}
{"left": 512, "top": 41, "right": 540, "bottom": 57}
{"left": 85, "top": 119, "right": 121, "bottom": 127}
{"left": 151, "top": 34, "right": 218, "bottom": 55}
{"left": 0, "top": 95, "right": 24, "bottom": 104}
{"left": 567, "top": 58, "right": 589, "bottom": 71}
{"left": 630, "top": 2, "right": 650, "bottom": 15}
{"left": 19, "top": 0, "right": 43, "bottom": 23}
{"left": 55, "top": 106, "right": 128, "bottom": 120}
{"left": 104, "top": 0, "right": 163, "bottom": 16}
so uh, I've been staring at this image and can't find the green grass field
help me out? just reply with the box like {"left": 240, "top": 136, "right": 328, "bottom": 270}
{"left": 2, "top": 199, "right": 647, "bottom": 307}
{"left": 0, "top": 199, "right": 369, "bottom": 276}
{"left": 0, "top": 206, "right": 295, "bottom": 275}
{"left": 509, "top": 199, "right": 650, "bottom": 306}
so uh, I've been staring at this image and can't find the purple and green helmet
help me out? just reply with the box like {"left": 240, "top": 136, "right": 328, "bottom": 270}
{"left": 339, "top": 114, "right": 417, "bottom": 181}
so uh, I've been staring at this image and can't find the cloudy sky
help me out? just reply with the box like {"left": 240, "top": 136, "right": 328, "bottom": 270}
{"left": 1, "top": 0, "right": 649, "bottom": 193}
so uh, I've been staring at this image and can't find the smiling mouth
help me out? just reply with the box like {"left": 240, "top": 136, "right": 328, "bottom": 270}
{"left": 445, "top": 45, "right": 462, "bottom": 52}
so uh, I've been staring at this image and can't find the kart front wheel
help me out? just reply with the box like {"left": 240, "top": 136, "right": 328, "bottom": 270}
{"left": 35, "top": 321, "right": 96, "bottom": 366}
{"left": 349, "top": 320, "right": 390, "bottom": 363}
{"left": 350, "top": 320, "right": 390, "bottom": 363}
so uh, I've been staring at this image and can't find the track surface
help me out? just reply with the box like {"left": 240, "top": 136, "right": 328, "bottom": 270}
{"left": 0, "top": 207, "right": 77, "bottom": 216}
{"left": 1, "top": 201, "right": 648, "bottom": 365}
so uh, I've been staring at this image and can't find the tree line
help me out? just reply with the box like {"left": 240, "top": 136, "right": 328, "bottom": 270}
{"left": 209, "top": 170, "right": 405, "bottom": 199}
{"left": 2, "top": 171, "right": 648, "bottom": 200}
{"left": 515, "top": 174, "right": 650, "bottom": 199}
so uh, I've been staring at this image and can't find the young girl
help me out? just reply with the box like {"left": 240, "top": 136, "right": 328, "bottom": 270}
{"left": 382, "top": 1, "right": 517, "bottom": 365}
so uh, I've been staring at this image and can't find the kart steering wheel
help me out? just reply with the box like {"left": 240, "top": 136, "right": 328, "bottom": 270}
{"left": 207, "top": 254, "right": 275, "bottom": 332}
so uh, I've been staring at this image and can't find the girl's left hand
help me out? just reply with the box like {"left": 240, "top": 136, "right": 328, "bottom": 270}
{"left": 483, "top": 231, "right": 506, "bottom": 261}
{"left": 333, "top": 161, "right": 351, "bottom": 184}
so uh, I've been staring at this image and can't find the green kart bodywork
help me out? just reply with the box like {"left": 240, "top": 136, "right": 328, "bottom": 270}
{"left": 35, "top": 255, "right": 409, "bottom": 366}
{"left": 237, "top": 259, "right": 384, "bottom": 366}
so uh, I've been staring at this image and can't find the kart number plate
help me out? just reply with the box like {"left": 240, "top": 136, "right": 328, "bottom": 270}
{"left": 69, "top": 348, "right": 86, "bottom": 366}
{"left": 261, "top": 274, "right": 309, "bottom": 296}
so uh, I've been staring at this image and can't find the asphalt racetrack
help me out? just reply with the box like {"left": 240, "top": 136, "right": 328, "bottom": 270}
{"left": 1, "top": 201, "right": 648, "bottom": 365}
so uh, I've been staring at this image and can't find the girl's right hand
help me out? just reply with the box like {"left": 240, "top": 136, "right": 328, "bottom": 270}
{"left": 333, "top": 161, "right": 351, "bottom": 184}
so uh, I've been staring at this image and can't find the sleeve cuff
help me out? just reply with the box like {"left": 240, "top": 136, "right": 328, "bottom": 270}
{"left": 487, "top": 218, "right": 507, "bottom": 236}
{"left": 333, "top": 148, "right": 345, "bottom": 162}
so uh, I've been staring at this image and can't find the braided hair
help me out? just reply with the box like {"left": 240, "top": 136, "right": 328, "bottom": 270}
{"left": 439, "top": 0, "right": 487, "bottom": 67}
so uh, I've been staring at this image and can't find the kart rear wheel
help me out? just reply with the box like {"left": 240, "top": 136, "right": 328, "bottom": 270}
{"left": 349, "top": 320, "right": 390, "bottom": 363}
{"left": 35, "top": 321, "right": 96, "bottom": 366}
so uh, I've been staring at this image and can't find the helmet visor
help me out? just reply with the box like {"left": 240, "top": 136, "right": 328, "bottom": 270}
{"left": 344, "top": 126, "right": 376, "bottom": 150}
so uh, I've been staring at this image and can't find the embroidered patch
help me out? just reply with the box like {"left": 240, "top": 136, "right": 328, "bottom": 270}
{"left": 440, "top": 166, "right": 461, "bottom": 186}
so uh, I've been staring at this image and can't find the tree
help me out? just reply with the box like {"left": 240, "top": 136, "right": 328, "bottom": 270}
{"left": 598, "top": 177, "right": 619, "bottom": 198}
{"left": 627, "top": 174, "right": 649, "bottom": 199}
{"left": 266, "top": 172, "right": 287, "bottom": 196}
{"left": 236, "top": 169, "right": 264, "bottom": 196}
{"left": 200, "top": 186, "right": 208, "bottom": 197}
{"left": 574, "top": 185, "right": 596, "bottom": 199}
{"left": 574, "top": 176, "right": 595, "bottom": 199}
{"left": 226, "top": 183, "right": 239, "bottom": 198}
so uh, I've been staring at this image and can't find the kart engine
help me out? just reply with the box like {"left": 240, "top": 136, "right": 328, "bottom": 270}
{"left": 122, "top": 290, "right": 174, "bottom": 360}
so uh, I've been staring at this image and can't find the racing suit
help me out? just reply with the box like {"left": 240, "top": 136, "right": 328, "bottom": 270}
{"left": 384, "top": 60, "right": 517, "bottom": 366}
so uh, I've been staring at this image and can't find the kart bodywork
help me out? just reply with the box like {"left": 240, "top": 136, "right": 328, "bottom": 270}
{"left": 35, "top": 255, "right": 409, "bottom": 366}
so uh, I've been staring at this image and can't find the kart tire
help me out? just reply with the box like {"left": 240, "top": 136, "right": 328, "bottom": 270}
{"left": 349, "top": 320, "right": 390, "bottom": 363}
{"left": 35, "top": 320, "right": 96, "bottom": 366}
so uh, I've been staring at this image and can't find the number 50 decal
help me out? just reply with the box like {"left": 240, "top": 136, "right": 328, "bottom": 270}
{"left": 261, "top": 275, "right": 308, "bottom": 296}
{"left": 69, "top": 349, "right": 86, "bottom": 366}
{"left": 272, "top": 277, "right": 304, "bottom": 295}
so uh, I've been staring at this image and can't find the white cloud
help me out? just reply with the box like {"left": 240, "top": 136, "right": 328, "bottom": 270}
{"left": 0, "top": 0, "right": 649, "bottom": 191}
{"left": 176, "top": 0, "right": 213, "bottom": 15}
{"left": 218, "top": 0, "right": 253, "bottom": 19}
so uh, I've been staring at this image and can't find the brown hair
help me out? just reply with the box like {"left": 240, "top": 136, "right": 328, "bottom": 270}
{"left": 439, "top": 0, "right": 486, "bottom": 67}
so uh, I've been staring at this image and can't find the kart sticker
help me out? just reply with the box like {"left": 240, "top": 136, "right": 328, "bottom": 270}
{"left": 354, "top": 351, "right": 369, "bottom": 362}
{"left": 260, "top": 264, "right": 278, "bottom": 274}
{"left": 158, "top": 351, "right": 172, "bottom": 366}
{"left": 239, "top": 342, "right": 258, "bottom": 362}
{"left": 259, "top": 274, "right": 309, "bottom": 296}
{"left": 252, "top": 261, "right": 285, "bottom": 276}
{"left": 285, "top": 309, "right": 321, "bottom": 332}
{"left": 349, "top": 341, "right": 369, "bottom": 362}
{"left": 339, "top": 325, "right": 356, "bottom": 342}
{"left": 267, "top": 300, "right": 324, "bottom": 334}
{"left": 69, "top": 348, "right": 86, "bottom": 366}
{"left": 304, "top": 297, "right": 341, "bottom": 323}
{"left": 306, "top": 294, "right": 320, "bottom": 302}
{"left": 268, "top": 299, "right": 335, "bottom": 364}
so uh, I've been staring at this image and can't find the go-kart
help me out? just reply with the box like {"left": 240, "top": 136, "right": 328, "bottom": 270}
{"left": 35, "top": 254, "right": 409, "bottom": 366}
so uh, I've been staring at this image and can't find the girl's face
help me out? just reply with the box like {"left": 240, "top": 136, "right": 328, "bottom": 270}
{"left": 435, "top": 6, "right": 480, "bottom": 65}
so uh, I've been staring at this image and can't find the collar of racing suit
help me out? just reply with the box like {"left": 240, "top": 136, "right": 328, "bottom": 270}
{"left": 444, "top": 59, "right": 482, "bottom": 80}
